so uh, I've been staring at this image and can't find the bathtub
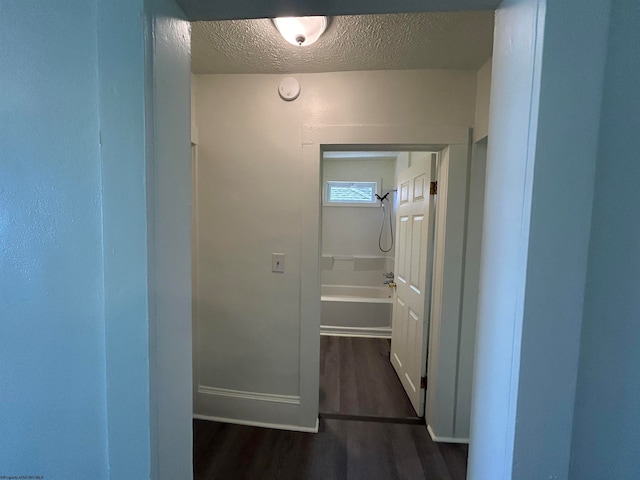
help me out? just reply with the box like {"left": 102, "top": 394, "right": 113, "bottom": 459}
{"left": 320, "top": 285, "right": 393, "bottom": 338}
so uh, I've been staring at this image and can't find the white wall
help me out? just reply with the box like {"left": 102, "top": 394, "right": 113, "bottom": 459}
{"left": 425, "top": 144, "right": 471, "bottom": 440}
{"left": 99, "top": 1, "right": 151, "bottom": 477}
{"left": 192, "top": 69, "right": 476, "bottom": 427}
{"left": 469, "top": 0, "right": 612, "bottom": 478}
{"left": 455, "top": 139, "right": 487, "bottom": 439}
{"left": 1, "top": 1, "right": 193, "bottom": 478}
{"left": 146, "top": 1, "right": 193, "bottom": 478}
{"left": 473, "top": 57, "right": 492, "bottom": 142}
{"left": 452, "top": 57, "right": 492, "bottom": 440}
{"left": 1, "top": 2, "right": 108, "bottom": 478}
{"left": 570, "top": 0, "right": 640, "bottom": 477}
{"left": 191, "top": 73, "right": 199, "bottom": 144}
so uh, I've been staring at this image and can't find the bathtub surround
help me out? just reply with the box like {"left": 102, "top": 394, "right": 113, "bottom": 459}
{"left": 322, "top": 155, "right": 397, "bottom": 257}
{"left": 320, "top": 152, "right": 441, "bottom": 338}
{"left": 320, "top": 254, "right": 394, "bottom": 337}
{"left": 320, "top": 284, "right": 393, "bottom": 337}
{"left": 321, "top": 255, "right": 394, "bottom": 288}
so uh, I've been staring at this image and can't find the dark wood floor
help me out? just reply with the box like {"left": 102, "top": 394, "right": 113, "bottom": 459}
{"left": 320, "top": 336, "right": 417, "bottom": 418}
{"left": 193, "top": 417, "right": 468, "bottom": 480}
{"left": 193, "top": 336, "right": 468, "bottom": 479}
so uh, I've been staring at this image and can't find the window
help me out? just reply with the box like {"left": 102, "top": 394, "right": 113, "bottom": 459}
{"left": 324, "top": 180, "right": 379, "bottom": 206}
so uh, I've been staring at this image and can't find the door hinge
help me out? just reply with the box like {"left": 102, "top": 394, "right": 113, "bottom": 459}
{"left": 420, "top": 376, "right": 427, "bottom": 389}
{"left": 429, "top": 181, "right": 438, "bottom": 195}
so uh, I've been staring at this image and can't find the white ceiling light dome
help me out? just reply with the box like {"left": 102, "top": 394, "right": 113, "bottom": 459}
{"left": 273, "top": 16, "right": 328, "bottom": 46}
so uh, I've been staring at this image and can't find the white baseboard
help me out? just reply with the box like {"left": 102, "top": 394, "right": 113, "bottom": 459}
{"left": 427, "top": 424, "right": 469, "bottom": 444}
{"left": 193, "top": 414, "right": 319, "bottom": 433}
{"left": 198, "top": 385, "right": 300, "bottom": 405}
{"left": 195, "top": 385, "right": 313, "bottom": 431}
{"left": 320, "top": 325, "right": 392, "bottom": 338}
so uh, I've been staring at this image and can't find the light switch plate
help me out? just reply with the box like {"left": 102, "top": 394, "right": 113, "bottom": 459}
{"left": 272, "top": 253, "right": 285, "bottom": 273}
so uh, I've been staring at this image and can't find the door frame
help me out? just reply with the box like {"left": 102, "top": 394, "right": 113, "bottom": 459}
{"left": 299, "top": 124, "right": 469, "bottom": 429}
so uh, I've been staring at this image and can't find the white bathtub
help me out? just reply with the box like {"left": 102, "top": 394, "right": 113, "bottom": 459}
{"left": 320, "top": 285, "right": 393, "bottom": 338}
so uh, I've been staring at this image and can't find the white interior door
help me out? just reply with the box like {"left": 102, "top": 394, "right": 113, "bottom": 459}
{"left": 390, "top": 154, "right": 436, "bottom": 415}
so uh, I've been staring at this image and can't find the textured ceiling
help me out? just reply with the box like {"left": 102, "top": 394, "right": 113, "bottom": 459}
{"left": 191, "top": 12, "right": 494, "bottom": 74}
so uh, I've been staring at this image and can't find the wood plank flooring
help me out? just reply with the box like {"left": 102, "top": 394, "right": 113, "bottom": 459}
{"left": 193, "top": 336, "right": 468, "bottom": 479}
{"left": 319, "top": 336, "right": 417, "bottom": 418}
{"left": 193, "top": 418, "right": 468, "bottom": 480}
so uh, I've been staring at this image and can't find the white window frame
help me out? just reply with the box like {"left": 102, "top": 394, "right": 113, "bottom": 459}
{"left": 323, "top": 180, "right": 381, "bottom": 207}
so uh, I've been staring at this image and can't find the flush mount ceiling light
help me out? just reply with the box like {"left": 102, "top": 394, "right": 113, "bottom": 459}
{"left": 273, "top": 16, "right": 328, "bottom": 46}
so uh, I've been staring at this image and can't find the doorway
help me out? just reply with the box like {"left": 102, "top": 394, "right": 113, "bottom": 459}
{"left": 298, "top": 129, "right": 473, "bottom": 433}
{"left": 318, "top": 150, "right": 437, "bottom": 420}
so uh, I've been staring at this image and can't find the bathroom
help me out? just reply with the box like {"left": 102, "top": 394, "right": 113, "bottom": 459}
{"left": 320, "top": 150, "right": 435, "bottom": 338}
{"left": 319, "top": 149, "right": 443, "bottom": 419}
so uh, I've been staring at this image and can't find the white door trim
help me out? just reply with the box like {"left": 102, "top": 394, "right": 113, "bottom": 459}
{"left": 299, "top": 124, "right": 469, "bottom": 429}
